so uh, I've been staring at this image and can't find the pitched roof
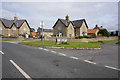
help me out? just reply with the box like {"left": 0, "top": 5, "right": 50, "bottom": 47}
{"left": 87, "top": 29, "right": 98, "bottom": 34}
{"left": 71, "top": 19, "right": 88, "bottom": 28}
{"left": 53, "top": 18, "right": 88, "bottom": 28}
{"left": 43, "top": 29, "right": 53, "bottom": 32}
{"left": 94, "top": 26, "right": 105, "bottom": 30}
{"left": 0, "top": 18, "right": 29, "bottom": 29}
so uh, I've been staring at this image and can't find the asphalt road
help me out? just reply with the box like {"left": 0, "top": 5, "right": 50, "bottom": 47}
{"left": 1, "top": 42, "right": 119, "bottom": 79}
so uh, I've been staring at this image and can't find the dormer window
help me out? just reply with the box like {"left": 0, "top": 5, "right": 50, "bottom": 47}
{"left": 13, "top": 27, "right": 16, "bottom": 30}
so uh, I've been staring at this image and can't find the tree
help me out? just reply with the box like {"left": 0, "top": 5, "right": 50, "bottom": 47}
{"left": 110, "top": 32, "right": 114, "bottom": 36}
{"left": 37, "top": 27, "right": 42, "bottom": 33}
{"left": 30, "top": 28, "right": 35, "bottom": 32}
{"left": 115, "top": 31, "right": 119, "bottom": 36}
{"left": 98, "top": 29, "right": 110, "bottom": 37}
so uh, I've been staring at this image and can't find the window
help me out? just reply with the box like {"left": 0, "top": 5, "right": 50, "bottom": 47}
{"left": 69, "top": 34, "right": 72, "bottom": 38}
{"left": 83, "top": 26, "right": 85, "bottom": 31}
{"left": 58, "top": 26, "right": 62, "bottom": 30}
{"left": 24, "top": 27, "right": 26, "bottom": 31}
{"left": 13, "top": 27, "right": 16, "bottom": 30}
{"left": 0, "top": 27, "right": 2, "bottom": 30}
{"left": 69, "top": 26, "right": 72, "bottom": 29}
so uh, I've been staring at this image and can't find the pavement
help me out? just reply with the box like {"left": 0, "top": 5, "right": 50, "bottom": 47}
{"left": 0, "top": 42, "right": 119, "bottom": 79}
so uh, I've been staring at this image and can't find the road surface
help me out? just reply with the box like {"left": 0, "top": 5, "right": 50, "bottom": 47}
{"left": 1, "top": 42, "right": 119, "bottom": 79}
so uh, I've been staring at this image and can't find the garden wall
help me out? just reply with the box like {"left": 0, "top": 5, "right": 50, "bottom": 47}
{"left": 67, "top": 37, "right": 118, "bottom": 42}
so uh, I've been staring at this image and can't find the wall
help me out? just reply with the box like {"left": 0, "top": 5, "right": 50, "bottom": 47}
{"left": 53, "top": 20, "right": 67, "bottom": 37}
{"left": 68, "top": 37, "right": 118, "bottom": 42}
{"left": 19, "top": 21, "right": 30, "bottom": 35}
{"left": 80, "top": 21, "right": 88, "bottom": 36}
{"left": 67, "top": 23, "right": 75, "bottom": 38}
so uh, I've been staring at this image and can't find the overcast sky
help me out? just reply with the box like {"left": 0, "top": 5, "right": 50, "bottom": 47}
{"left": 0, "top": 2, "right": 118, "bottom": 31}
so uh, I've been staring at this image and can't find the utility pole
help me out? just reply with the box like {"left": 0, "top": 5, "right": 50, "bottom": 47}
{"left": 40, "top": 21, "right": 44, "bottom": 44}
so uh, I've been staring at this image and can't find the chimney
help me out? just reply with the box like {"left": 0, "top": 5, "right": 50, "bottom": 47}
{"left": 14, "top": 14, "right": 18, "bottom": 21}
{"left": 95, "top": 24, "right": 98, "bottom": 27}
{"left": 101, "top": 26, "right": 103, "bottom": 28}
{"left": 66, "top": 14, "right": 69, "bottom": 22}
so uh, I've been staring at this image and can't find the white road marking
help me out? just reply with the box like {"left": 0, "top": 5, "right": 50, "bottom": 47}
{"left": 84, "top": 60, "right": 97, "bottom": 64}
{"left": 39, "top": 47, "right": 43, "bottom": 49}
{"left": 104, "top": 65, "right": 120, "bottom": 71}
{"left": 51, "top": 51, "right": 57, "bottom": 53}
{"left": 58, "top": 53, "right": 66, "bottom": 56}
{"left": 70, "top": 56, "right": 78, "bottom": 60}
{"left": 0, "top": 51, "right": 4, "bottom": 55}
{"left": 43, "top": 49, "right": 49, "bottom": 51}
{"left": 10, "top": 60, "right": 32, "bottom": 80}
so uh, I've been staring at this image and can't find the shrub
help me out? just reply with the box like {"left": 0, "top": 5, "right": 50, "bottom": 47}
{"left": 98, "top": 29, "right": 110, "bottom": 37}
{"left": 91, "top": 33, "right": 96, "bottom": 38}
{"left": 0, "top": 34, "right": 4, "bottom": 37}
{"left": 29, "top": 35, "right": 33, "bottom": 38}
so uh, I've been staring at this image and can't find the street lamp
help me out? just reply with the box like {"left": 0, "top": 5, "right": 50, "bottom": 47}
{"left": 40, "top": 21, "right": 44, "bottom": 44}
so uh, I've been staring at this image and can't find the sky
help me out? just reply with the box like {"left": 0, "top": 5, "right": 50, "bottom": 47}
{"left": 0, "top": 2, "right": 118, "bottom": 31}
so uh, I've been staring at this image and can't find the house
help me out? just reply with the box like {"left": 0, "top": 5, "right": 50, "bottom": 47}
{"left": 31, "top": 32, "right": 37, "bottom": 37}
{"left": 53, "top": 15, "right": 88, "bottom": 38}
{"left": 37, "top": 28, "right": 53, "bottom": 38}
{"left": 0, "top": 15, "right": 31, "bottom": 37}
{"left": 94, "top": 25, "right": 105, "bottom": 30}
{"left": 87, "top": 29, "right": 99, "bottom": 36}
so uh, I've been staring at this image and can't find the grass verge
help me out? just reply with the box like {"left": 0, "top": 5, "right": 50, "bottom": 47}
{"left": 19, "top": 40, "right": 118, "bottom": 48}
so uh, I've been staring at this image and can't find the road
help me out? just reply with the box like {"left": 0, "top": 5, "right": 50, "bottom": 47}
{"left": 1, "top": 42, "right": 119, "bottom": 79}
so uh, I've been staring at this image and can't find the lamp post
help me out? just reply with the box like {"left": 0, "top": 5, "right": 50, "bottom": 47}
{"left": 40, "top": 21, "right": 44, "bottom": 44}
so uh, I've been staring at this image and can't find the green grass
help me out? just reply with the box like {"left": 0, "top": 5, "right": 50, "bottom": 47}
{"left": 97, "top": 40, "right": 118, "bottom": 44}
{"left": 19, "top": 40, "right": 118, "bottom": 48}
{"left": 19, "top": 40, "right": 100, "bottom": 48}
{"left": 0, "top": 39, "right": 19, "bottom": 41}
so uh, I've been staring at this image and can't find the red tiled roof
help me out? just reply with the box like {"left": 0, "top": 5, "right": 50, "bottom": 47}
{"left": 87, "top": 29, "right": 98, "bottom": 34}
{"left": 31, "top": 32, "right": 36, "bottom": 36}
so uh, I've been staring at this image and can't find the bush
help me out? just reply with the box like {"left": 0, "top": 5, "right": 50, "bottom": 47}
{"left": 98, "top": 29, "right": 110, "bottom": 37}
{"left": 91, "top": 33, "right": 96, "bottom": 38}
{"left": 0, "top": 34, "right": 4, "bottom": 37}
{"left": 75, "top": 36, "right": 84, "bottom": 39}
{"left": 29, "top": 35, "right": 33, "bottom": 38}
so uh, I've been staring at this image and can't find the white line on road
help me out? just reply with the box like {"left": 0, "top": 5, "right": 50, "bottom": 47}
{"left": 43, "top": 49, "right": 49, "bottom": 51}
{"left": 39, "top": 47, "right": 43, "bottom": 49}
{"left": 0, "top": 51, "right": 4, "bottom": 55}
{"left": 84, "top": 60, "right": 97, "bottom": 64}
{"left": 58, "top": 53, "right": 66, "bottom": 56}
{"left": 104, "top": 65, "right": 120, "bottom": 71}
{"left": 10, "top": 60, "right": 32, "bottom": 80}
{"left": 70, "top": 56, "right": 78, "bottom": 60}
{"left": 51, "top": 51, "right": 57, "bottom": 53}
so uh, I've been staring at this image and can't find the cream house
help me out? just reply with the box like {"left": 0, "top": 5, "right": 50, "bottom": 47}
{"left": 53, "top": 15, "right": 88, "bottom": 38}
{"left": 0, "top": 15, "right": 30, "bottom": 37}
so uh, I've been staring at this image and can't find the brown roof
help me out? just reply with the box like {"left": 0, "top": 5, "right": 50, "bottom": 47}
{"left": 87, "top": 29, "right": 98, "bottom": 34}
{"left": 31, "top": 32, "right": 36, "bottom": 36}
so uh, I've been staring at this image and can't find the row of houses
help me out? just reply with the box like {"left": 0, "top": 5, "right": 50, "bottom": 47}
{"left": 0, "top": 15, "right": 30, "bottom": 37}
{"left": 53, "top": 15, "right": 105, "bottom": 38}
{"left": 0, "top": 15, "right": 106, "bottom": 38}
